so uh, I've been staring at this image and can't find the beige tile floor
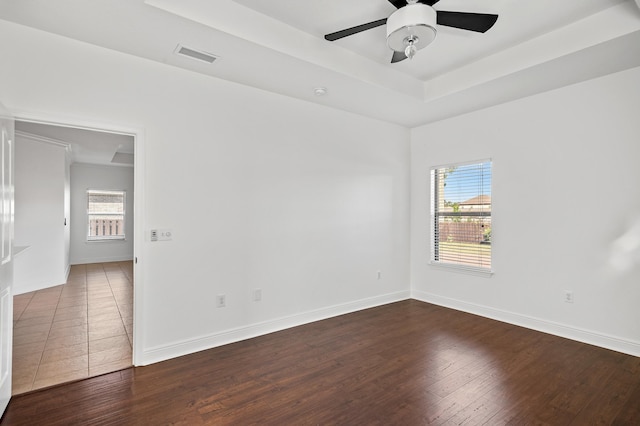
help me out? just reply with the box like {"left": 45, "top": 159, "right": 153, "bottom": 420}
{"left": 12, "top": 261, "right": 133, "bottom": 395}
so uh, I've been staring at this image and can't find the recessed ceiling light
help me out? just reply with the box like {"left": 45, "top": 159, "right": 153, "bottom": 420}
{"left": 314, "top": 87, "right": 327, "bottom": 96}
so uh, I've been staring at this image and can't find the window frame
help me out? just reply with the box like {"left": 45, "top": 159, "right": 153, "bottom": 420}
{"left": 86, "top": 189, "right": 127, "bottom": 242}
{"left": 429, "top": 159, "right": 493, "bottom": 276}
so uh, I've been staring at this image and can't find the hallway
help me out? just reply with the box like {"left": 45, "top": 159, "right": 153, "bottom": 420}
{"left": 11, "top": 261, "right": 133, "bottom": 394}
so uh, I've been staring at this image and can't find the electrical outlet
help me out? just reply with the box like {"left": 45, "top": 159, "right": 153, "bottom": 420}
{"left": 253, "top": 289, "right": 262, "bottom": 302}
{"left": 216, "top": 294, "right": 226, "bottom": 308}
{"left": 564, "top": 290, "right": 574, "bottom": 303}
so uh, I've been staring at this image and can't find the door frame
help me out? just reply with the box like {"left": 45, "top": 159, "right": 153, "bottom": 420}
{"left": 0, "top": 102, "right": 15, "bottom": 417}
{"left": 12, "top": 109, "right": 145, "bottom": 366}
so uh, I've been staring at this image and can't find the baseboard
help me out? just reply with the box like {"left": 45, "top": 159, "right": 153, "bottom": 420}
{"left": 139, "top": 290, "right": 411, "bottom": 366}
{"left": 139, "top": 288, "right": 639, "bottom": 366}
{"left": 70, "top": 255, "right": 134, "bottom": 265}
{"left": 412, "top": 290, "right": 640, "bottom": 357}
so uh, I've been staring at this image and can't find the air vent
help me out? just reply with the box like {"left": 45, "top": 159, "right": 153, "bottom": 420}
{"left": 174, "top": 44, "right": 218, "bottom": 64}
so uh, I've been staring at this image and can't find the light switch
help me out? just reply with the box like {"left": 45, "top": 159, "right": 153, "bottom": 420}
{"left": 150, "top": 229, "right": 173, "bottom": 241}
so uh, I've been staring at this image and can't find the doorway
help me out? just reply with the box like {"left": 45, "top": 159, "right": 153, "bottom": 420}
{"left": 10, "top": 119, "right": 139, "bottom": 394}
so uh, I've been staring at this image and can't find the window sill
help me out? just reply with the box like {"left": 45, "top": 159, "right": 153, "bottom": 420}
{"left": 429, "top": 261, "right": 494, "bottom": 278}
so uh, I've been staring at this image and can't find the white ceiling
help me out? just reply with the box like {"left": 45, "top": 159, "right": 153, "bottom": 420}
{"left": 233, "top": 0, "right": 623, "bottom": 80}
{"left": 15, "top": 121, "right": 134, "bottom": 167}
{"left": 1, "top": 0, "right": 640, "bottom": 127}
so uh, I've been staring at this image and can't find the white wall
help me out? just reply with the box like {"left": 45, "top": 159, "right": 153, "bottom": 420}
{"left": 14, "top": 134, "right": 70, "bottom": 294}
{"left": 0, "top": 21, "right": 411, "bottom": 364}
{"left": 7, "top": 18, "right": 635, "bottom": 364}
{"left": 411, "top": 66, "right": 640, "bottom": 356}
{"left": 70, "top": 163, "right": 134, "bottom": 265}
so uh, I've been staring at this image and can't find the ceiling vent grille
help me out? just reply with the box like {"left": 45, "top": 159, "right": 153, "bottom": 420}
{"left": 174, "top": 44, "right": 218, "bottom": 64}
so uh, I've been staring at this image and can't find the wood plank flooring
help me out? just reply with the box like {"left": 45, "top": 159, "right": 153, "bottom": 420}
{"left": 2, "top": 300, "right": 639, "bottom": 425}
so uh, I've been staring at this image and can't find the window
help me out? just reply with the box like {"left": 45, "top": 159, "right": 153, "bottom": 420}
{"left": 87, "top": 190, "right": 126, "bottom": 241}
{"left": 430, "top": 160, "right": 492, "bottom": 272}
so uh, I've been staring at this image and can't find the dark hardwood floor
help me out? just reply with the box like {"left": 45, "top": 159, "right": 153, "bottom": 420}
{"left": 2, "top": 300, "right": 639, "bottom": 425}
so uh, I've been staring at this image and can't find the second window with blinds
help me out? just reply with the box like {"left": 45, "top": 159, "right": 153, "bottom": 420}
{"left": 430, "top": 160, "right": 492, "bottom": 273}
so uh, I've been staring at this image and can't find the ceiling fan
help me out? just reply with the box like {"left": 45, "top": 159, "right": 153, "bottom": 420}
{"left": 324, "top": 0, "right": 498, "bottom": 63}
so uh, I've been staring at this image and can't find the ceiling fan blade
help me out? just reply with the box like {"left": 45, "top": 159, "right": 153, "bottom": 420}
{"left": 324, "top": 18, "right": 387, "bottom": 41}
{"left": 388, "top": 0, "right": 440, "bottom": 8}
{"left": 391, "top": 51, "right": 407, "bottom": 63}
{"left": 436, "top": 11, "right": 498, "bottom": 33}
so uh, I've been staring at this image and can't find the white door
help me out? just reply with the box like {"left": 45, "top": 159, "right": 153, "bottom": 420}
{"left": 0, "top": 102, "right": 14, "bottom": 416}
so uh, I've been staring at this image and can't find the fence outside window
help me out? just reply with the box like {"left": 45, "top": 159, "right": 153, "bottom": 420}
{"left": 87, "top": 190, "right": 126, "bottom": 241}
{"left": 431, "top": 160, "right": 492, "bottom": 272}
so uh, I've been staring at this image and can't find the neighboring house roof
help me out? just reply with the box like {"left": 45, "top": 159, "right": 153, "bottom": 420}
{"left": 460, "top": 195, "right": 491, "bottom": 206}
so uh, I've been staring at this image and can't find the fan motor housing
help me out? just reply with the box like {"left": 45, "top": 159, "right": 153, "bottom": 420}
{"left": 386, "top": 3, "right": 437, "bottom": 52}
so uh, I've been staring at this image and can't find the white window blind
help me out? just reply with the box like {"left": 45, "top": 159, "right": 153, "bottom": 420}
{"left": 87, "top": 190, "right": 126, "bottom": 241}
{"left": 431, "top": 160, "right": 492, "bottom": 272}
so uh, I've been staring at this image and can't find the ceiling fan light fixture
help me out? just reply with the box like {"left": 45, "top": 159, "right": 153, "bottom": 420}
{"left": 386, "top": 2, "right": 436, "bottom": 58}
{"left": 404, "top": 36, "right": 418, "bottom": 60}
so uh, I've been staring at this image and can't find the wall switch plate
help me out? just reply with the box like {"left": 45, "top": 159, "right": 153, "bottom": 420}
{"left": 253, "top": 289, "right": 262, "bottom": 302}
{"left": 216, "top": 294, "right": 226, "bottom": 308}
{"left": 150, "top": 229, "right": 172, "bottom": 241}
